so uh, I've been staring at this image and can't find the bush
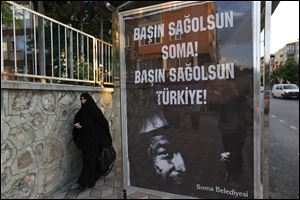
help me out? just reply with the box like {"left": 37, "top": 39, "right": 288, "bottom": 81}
{"left": 271, "top": 58, "right": 299, "bottom": 85}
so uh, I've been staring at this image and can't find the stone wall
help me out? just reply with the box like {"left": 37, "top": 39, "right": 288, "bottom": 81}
{"left": 1, "top": 81, "right": 113, "bottom": 199}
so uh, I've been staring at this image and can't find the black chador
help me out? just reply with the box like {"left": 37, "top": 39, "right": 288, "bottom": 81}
{"left": 72, "top": 93, "right": 112, "bottom": 188}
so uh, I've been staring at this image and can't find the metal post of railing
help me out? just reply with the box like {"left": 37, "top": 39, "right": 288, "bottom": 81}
{"left": 101, "top": 41, "right": 104, "bottom": 83}
{"left": 111, "top": 46, "right": 113, "bottom": 84}
{"left": 97, "top": 41, "right": 100, "bottom": 83}
{"left": 33, "top": 14, "right": 37, "bottom": 76}
{"left": 108, "top": 45, "right": 110, "bottom": 83}
{"left": 111, "top": 46, "right": 113, "bottom": 83}
{"left": 30, "top": 13, "right": 34, "bottom": 76}
{"left": 58, "top": 24, "right": 61, "bottom": 77}
{"left": 98, "top": 41, "right": 103, "bottom": 82}
{"left": 111, "top": 46, "right": 115, "bottom": 83}
{"left": 13, "top": 5, "right": 17, "bottom": 74}
{"left": 87, "top": 37, "right": 89, "bottom": 80}
{"left": 111, "top": 45, "right": 113, "bottom": 83}
{"left": 23, "top": 9, "right": 28, "bottom": 74}
{"left": 65, "top": 27, "right": 68, "bottom": 78}
{"left": 70, "top": 30, "right": 73, "bottom": 79}
{"left": 103, "top": 44, "right": 105, "bottom": 82}
{"left": 106, "top": 45, "right": 108, "bottom": 83}
{"left": 107, "top": 44, "right": 109, "bottom": 83}
{"left": 77, "top": 32, "right": 79, "bottom": 80}
{"left": 50, "top": 21, "right": 53, "bottom": 78}
{"left": 81, "top": 35, "right": 84, "bottom": 80}
{"left": 98, "top": 41, "right": 100, "bottom": 83}
{"left": 106, "top": 44, "right": 108, "bottom": 83}
{"left": 93, "top": 38, "right": 96, "bottom": 84}
{"left": 97, "top": 41, "right": 103, "bottom": 82}
{"left": 1, "top": 9, "right": 3, "bottom": 75}
{"left": 108, "top": 45, "right": 111, "bottom": 83}
{"left": 43, "top": 18, "right": 46, "bottom": 76}
{"left": 105, "top": 44, "right": 108, "bottom": 82}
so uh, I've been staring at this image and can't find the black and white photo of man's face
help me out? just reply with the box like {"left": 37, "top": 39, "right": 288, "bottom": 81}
{"left": 148, "top": 135, "right": 186, "bottom": 184}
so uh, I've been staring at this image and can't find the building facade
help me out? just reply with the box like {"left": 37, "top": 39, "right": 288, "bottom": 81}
{"left": 274, "top": 40, "right": 299, "bottom": 67}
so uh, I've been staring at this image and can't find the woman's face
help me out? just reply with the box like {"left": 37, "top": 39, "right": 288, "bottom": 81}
{"left": 80, "top": 96, "right": 87, "bottom": 105}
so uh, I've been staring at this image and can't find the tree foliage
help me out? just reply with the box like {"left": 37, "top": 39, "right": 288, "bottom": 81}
{"left": 1, "top": 1, "right": 23, "bottom": 28}
{"left": 271, "top": 58, "right": 299, "bottom": 85}
{"left": 43, "top": 1, "right": 112, "bottom": 43}
{"left": 31, "top": 1, "right": 112, "bottom": 81}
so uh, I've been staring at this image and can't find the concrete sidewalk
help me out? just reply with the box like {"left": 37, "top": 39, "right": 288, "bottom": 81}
{"left": 50, "top": 167, "right": 203, "bottom": 199}
{"left": 51, "top": 170, "right": 118, "bottom": 199}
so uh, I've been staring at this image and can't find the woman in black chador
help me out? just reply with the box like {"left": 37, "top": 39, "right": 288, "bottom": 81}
{"left": 73, "top": 93, "right": 112, "bottom": 189}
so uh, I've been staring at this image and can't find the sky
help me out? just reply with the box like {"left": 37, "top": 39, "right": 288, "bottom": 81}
{"left": 270, "top": 1, "right": 299, "bottom": 54}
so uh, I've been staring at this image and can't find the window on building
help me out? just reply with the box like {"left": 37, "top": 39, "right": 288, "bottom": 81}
{"left": 11, "top": 36, "right": 26, "bottom": 51}
{"left": 139, "top": 26, "right": 162, "bottom": 46}
{"left": 286, "top": 44, "right": 295, "bottom": 54}
{"left": 170, "top": 31, "right": 185, "bottom": 41}
{"left": 138, "top": 14, "right": 162, "bottom": 47}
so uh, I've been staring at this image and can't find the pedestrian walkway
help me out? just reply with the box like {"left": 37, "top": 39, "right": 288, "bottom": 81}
{"left": 51, "top": 170, "right": 118, "bottom": 199}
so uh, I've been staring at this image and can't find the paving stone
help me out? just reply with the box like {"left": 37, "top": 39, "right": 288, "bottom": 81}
{"left": 104, "top": 178, "right": 116, "bottom": 187}
{"left": 90, "top": 189, "right": 102, "bottom": 198}
{"left": 127, "top": 192, "right": 149, "bottom": 199}
{"left": 126, "top": 190, "right": 137, "bottom": 196}
{"left": 65, "top": 190, "right": 79, "bottom": 199}
{"left": 95, "top": 178, "right": 104, "bottom": 187}
{"left": 161, "top": 195, "right": 185, "bottom": 199}
{"left": 103, "top": 193, "right": 118, "bottom": 199}
{"left": 95, "top": 184, "right": 112, "bottom": 191}
{"left": 77, "top": 188, "right": 91, "bottom": 199}
{"left": 105, "top": 170, "right": 116, "bottom": 178}
{"left": 70, "top": 183, "right": 79, "bottom": 190}
{"left": 80, "top": 197, "right": 98, "bottom": 199}
{"left": 64, "top": 197, "right": 76, "bottom": 199}
{"left": 98, "top": 185, "right": 114, "bottom": 198}
{"left": 148, "top": 194, "right": 162, "bottom": 199}
{"left": 51, "top": 174, "right": 118, "bottom": 199}
{"left": 61, "top": 182, "right": 75, "bottom": 193}
{"left": 52, "top": 191, "right": 67, "bottom": 199}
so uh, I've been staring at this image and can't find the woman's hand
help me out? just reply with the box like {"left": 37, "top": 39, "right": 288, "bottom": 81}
{"left": 74, "top": 122, "right": 82, "bottom": 129}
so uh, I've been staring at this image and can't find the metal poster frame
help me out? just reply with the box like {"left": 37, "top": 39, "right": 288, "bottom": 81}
{"left": 262, "top": 1, "right": 272, "bottom": 199}
{"left": 119, "top": 1, "right": 263, "bottom": 198}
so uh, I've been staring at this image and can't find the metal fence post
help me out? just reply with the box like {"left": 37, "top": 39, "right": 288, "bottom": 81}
{"left": 13, "top": 5, "right": 17, "bottom": 74}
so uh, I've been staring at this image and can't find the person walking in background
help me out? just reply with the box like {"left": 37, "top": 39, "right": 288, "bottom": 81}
{"left": 216, "top": 75, "right": 252, "bottom": 185}
{"left": 72, "top": 93, "right": 112, "bottom": 191}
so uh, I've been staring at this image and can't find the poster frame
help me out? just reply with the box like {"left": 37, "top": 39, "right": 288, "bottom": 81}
{"left": 119, "top": 1, "right": 262, "bottom": 198}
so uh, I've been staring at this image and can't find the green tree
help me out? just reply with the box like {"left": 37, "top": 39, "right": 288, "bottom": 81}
{"left": 1, "top": 1, "right": 14, "bottom": 26}
{"left": 1, "top": 1, "right": 23, "bottom": 27}
{"left": 42, "top": 1, "right": 112, "bottom": 42}
{"left": 29, "top": 1, "right": 111, "bottom": 82}
{"left": 271, "top": 58, "right": 299, "bottom": 85}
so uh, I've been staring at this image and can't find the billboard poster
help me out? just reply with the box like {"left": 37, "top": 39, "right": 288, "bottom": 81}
{"left": 122, "top": 1, "right": 257, "bottom": 199}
